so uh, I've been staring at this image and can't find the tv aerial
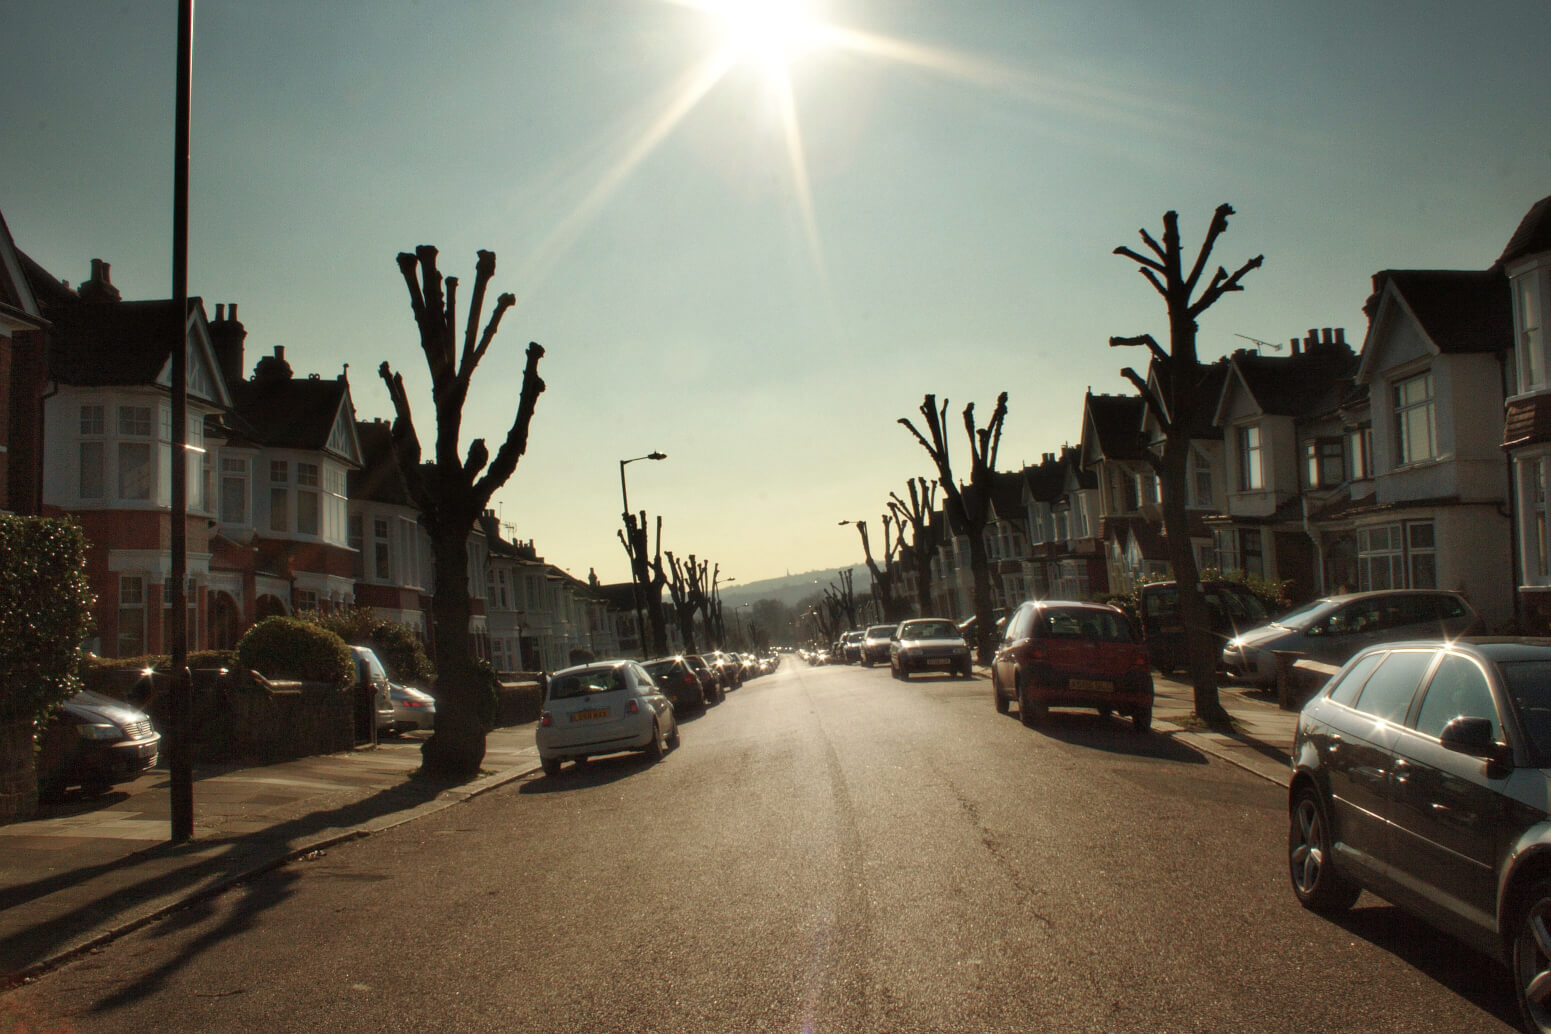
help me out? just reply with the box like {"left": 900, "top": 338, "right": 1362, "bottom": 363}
{"left": 1234, "top": 333, "right": 1284, "bottom": 355}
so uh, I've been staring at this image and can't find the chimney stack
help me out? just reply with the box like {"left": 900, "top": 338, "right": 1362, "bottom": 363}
{"left": 77, "top": 259, "right": 121, "bottom": 303}
{"left": 209, "top": 301, "right": 247, "bottom": 387}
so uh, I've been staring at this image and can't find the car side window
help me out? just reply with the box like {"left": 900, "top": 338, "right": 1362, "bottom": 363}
{"left": 1351, "top": 650, "right": 1437, "bottom": 724}
{"left": 1327, "top": 652, "right": 1387, "bottom": 707}
{"left": 1413, "top": 654, "right": 1501, "bottom": 742}
{"left": 1005, "top": 606, "right": 1032, "bottom": 643}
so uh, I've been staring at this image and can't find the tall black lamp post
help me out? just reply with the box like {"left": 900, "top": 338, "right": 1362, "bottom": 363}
{"left": 619, "top": 452, "right": 666, "bottom": 658}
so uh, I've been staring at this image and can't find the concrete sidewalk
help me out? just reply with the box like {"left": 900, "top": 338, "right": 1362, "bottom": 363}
{"left": 0, "top": 671, "right": 1301, "bottom": 989}
{"left": 0, "top": 724, "right": 543, "bottom": 987}
{"left": 1150, "top": 673, "right": 1298, "bottom": 789}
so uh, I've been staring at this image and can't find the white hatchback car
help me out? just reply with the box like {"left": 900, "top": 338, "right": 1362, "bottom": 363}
{"left": 536, "top": 660, "right": 679, "bottom": 776}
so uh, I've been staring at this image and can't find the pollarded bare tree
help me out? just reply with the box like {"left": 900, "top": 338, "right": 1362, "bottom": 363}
{"left": 889, "top": 477, "right": 939, "bottom": 618}
{"left": 665, "top": 551, "right": 701, "bottom": 654}
{"left": 1112, "top": 204, "right": 1262, "bottom": 726}
{"left": 845, "top": 517, "right": 906, "bottom": 623}
{"left": 379, "top": 246, "right": 546, "bottom": 780}
{"left": 900, "top": 393, "right": 1008, "bottom": 665}
{"left": 619, "top": 511, "right": 669, "bottom": 656}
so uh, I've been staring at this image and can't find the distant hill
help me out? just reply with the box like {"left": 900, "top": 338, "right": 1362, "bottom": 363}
{"left": 718, "top": 567, "right": 873, "bottom": 609}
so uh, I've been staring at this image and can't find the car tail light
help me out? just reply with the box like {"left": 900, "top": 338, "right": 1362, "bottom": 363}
{"left": 1133, "top": 648, "right": 1149, "bottom": 668}
{"left": 540, "top": 711, "right": 553, "bottom": 727}
{"left": 684, "top": 675, "right": 698, "bottom": 689}
{"left": 626, "top": 699, "right": 640, "bottom": 715}
{"left": 1025, "top": 642, "right": 1046, "bottom": 661}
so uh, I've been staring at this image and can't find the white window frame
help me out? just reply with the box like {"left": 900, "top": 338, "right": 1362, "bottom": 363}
{"left": 1239, "top": 425, "right": 1264, "bottom": 491}
{"left": 1517, "top": 267, "right": 1548, "bottom": 394}
{"left": 1394, "top": 371, "right": 1437, "bottom": 466}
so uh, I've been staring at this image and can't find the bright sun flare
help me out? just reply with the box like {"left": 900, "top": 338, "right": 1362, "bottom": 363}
{"left": 697, "top": 0, "right": 825, "bottom": 68}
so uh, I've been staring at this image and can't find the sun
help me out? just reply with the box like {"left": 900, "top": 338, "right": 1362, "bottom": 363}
{"left": 691, "top": 0, "right": 827, "bottom": 70}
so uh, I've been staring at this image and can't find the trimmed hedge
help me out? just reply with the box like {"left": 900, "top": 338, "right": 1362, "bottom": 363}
{"left": 299, "top": 608, "right": 433, "bottom": 684}
{"left": 236, "top": 617, "right": 353, "bottom": 687}
{"left": 0, "top": 516, "right": 94, "bottom": 724}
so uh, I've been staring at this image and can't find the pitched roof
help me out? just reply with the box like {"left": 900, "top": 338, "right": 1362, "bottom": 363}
{"left": 1219, "top": 338, "right": 1358, "bottom": 423}
{"left": 1369, "top": 269, "right": 1511, "bottom": 356}
{"left": 350, "top": 419, "right": 414, "bottom": 506}
{"left": 1083, "top": 392, "right": 1146, "bottom": 461}
{"left": 1498, "top": 195, "right": 1551, "bottom": 269}
{"left": 229, "top": 373, "right": 350, "bottom": 451}
{"left": 43, "top": 298, "right": 196, "bottom": 385}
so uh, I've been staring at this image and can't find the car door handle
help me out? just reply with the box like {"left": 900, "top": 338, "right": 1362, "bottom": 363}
{"left": 1393, "top": 757, "right": 1411, "bottom": 786}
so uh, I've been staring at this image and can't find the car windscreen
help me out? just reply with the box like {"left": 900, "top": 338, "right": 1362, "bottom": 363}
{"left": 1496, "top": 660, "right": 1551, "bottom": 760}
{"left": 548, "top": 669, "right": 626, "bottom": 699}
{"left": 866, "top": 626, "right": 895, "bottom": 638}
{"left": 902, "top": 621, "right": 958, "bottom": 639}
{"left": 1269, "top": 599, "right": 1333, "bottom": 630}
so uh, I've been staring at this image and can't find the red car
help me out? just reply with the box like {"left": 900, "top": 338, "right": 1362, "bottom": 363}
{"left": 990, "top": 600, "right": 1153, "bottom": 732}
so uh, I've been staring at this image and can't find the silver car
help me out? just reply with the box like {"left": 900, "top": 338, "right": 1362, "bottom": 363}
{"left": 1223, "top": 589, "right": 1478, "bottom": 687}
{"left": 386, "top": 682, "right": 436, "bottom": 733}
{"left": 536, "top": 660, "right": 678, "bottom": 776}
{"left": 890, "top": 617, "right": 972, "bottom": 680}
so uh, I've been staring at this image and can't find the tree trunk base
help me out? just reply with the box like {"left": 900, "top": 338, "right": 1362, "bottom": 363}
{"left": 418, "top": 721, "right": 487, "bottom": 782}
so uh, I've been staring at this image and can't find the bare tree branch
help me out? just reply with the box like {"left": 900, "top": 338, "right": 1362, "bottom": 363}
{"left": 1182, "top": 202, "right": 1234, "bottom": 297}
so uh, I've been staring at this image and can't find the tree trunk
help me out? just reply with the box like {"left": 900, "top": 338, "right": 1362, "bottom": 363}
{"left": 967, "top": 531, "right": 996, "bottom": 665}
{"left": 1159, "top": 428, "right": 1228, "bottom": 725}
{"left": 422, "top": 520, "right": 487, "bottom": 779}
{"left": 647, "top": 583, "right": 669, "bottom": 656}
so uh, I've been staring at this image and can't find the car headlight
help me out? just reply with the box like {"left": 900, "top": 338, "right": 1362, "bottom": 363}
{"left": 78, "top": 723, "right": 123, "bottom": 741}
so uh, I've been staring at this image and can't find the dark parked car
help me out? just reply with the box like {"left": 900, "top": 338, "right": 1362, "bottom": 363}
{"left": 644, "top": 655, "right": 709, "bottom": 712}
{"left": 684, "top": 654, "right": 725, "bottom": 704}
{"left": 1224, "top": 589, "right": 1478, "bottom": 686}
{"left": 840, "top": 630, "right": 865, "bottom": 664}
{"left": 1138, "top": 579, "right": 1267, "bottom": 674}
{"left": 990, "top": 600, "right": 1153, "bottom": 732}
{"left": 36, "top": 690, "right": 161, "bottom": 798}
{"left": 1288, "top": 638, "right": 1551, "bottom": 1033}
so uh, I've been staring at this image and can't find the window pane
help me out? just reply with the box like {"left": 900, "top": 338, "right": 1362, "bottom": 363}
{"left": 270, "top": 487, "right": 288, "bottom": 532}
{"left": 1328, "top": 652, "right": 1386, "bottom": 707}
{"left": 1415, "top": 655, "right": 1500, "bottom": 741}
{"left": 79, "top": 441, "right": 104, "bottom": 498}
{"left": 297, "top": 490, "right": 320, "bottom": 535}
{"left": 1353, "top": 650, "right": 1436, "bottom": 724}
{"left": 119, "top": 406, "right": 151, "bottom": 436}
{"left": 80, "top": 405, "right": 104, "bottom": 435}
{"left": 118, "top": 441, "right": 151, "bottom": 499}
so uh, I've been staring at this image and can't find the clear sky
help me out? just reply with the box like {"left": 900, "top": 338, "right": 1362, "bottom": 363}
{"left": 5, "top": 0, "right": 1549, "bottom": 588}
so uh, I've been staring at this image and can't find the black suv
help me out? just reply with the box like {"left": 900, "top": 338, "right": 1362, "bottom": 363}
{"left": 1288, "top": 638, "right": 1551, "bottom": 1032}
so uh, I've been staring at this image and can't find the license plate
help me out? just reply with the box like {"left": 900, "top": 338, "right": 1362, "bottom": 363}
{"left": 570, "top": 708, "right": 609, "bottom": 722}
{"left": 926, "top": 658, "right": 952, "bottom": 667}
{"left": 1069, "top": 678, "right": 1112, "bottom": 693}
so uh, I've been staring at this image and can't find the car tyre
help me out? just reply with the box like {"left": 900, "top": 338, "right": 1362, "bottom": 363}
{"left": 1131, "top": 707, "right": 1151, "bottom": 733}
{"left": 667, "top": 720, "right": 680, "bottom": 750}
{"left": 1514, "top": 879, "right": 1551, "bottom": 1034}
{"left": 993, "top": 671, "right": 1008, "bottom": 714}
{"left": 541, "top": 756, "right": 562, "bottom": 777}
{"left": 1098, "top": 706, "right": 1113, "bottom": 719}
{"left": 645, "top": 719, "right": 665, "bottom": 762}
{"left": 1288, "top": 786, "right": 1360, "bottom": 914}
{"left": 1018, "top": 678, "right": 1046, "bottom": 727}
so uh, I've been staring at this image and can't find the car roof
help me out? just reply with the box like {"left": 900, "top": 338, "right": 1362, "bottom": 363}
{"left": 551, "top": 659, "right": 633, "bottom": 677}
{"left": 1310, "top": 588, "right": 1468, "bottom": 606}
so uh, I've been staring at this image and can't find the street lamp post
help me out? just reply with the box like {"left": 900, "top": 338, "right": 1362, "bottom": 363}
{"left": 619, "top": 451, "right": 666, "bottom": 658}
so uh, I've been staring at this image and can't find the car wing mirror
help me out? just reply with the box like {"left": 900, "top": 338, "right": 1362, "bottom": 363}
{"left": 1440, "top": 716, "right": 1512, "bottom": 768}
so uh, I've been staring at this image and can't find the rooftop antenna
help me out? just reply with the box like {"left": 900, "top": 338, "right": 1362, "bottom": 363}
{"left": 1234, "top": 333, "right": 1284, "bottom": 355}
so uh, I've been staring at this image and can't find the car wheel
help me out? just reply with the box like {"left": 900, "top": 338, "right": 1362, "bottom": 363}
{"left": 1018, "top": 678, "right": 1046, "bottom": 727}
{"left": 959, "top": 660, "right": 974, "bottom": 679}
{"left": 1288, "top": 786, "right": 1360, "bottom": 914}
{"left": 1514, "top": 880, "right": 1551, "bottom": 1034}
{"left": 541, "top": 756, "right": 562, "bottom": 777}
{"left": 1131, "top": 708, "right": 1151, "bottom": 733}
{"left": 646, "top": 719, "right": 665, "bottom": 762}
{"left": 1098, "top": 707, "right": 1113, "bottom": 719}
{"left": 993, "top": 671, "right": 1008, "bottom": 714}
{"left": 667, "top": 720, "right": 681, "bottom": 750}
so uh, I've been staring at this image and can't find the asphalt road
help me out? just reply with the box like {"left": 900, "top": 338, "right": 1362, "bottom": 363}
{"left": 5, "top": 661, "right": 1526, "bottom": 1033}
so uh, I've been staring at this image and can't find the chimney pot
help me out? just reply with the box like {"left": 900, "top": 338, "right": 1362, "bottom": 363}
{"left": 230, "top": 303, "right": 238, "bottom": 321}
{"left": 215, "top": 303, "right": 225, "bottom": 321}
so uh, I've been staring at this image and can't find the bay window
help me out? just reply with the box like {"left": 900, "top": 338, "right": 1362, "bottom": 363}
{"left": 1239, "top": 425, "right": 1264, "bottom": 491}
{"left": 1394, "top": 371, "right": 1437, "bottom": 465}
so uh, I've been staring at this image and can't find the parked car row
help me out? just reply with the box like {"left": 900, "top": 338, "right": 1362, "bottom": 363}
{"left": 536, "top": 649, "right": 780, "bottom": 777}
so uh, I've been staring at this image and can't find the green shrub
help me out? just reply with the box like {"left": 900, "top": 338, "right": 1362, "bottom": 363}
{"left": 0, "top": 516, "right": 94, "bottom": 724}
{"left": 236, "top": 617, "right": 353, "bottom": 687}
{"left": 301, "top": 608, "right": 433, "bottom": 684}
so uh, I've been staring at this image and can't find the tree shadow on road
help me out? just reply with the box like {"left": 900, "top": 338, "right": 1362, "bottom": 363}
{"left": 1009, "top": 710, "right": 1211, "bottom": 765}
{"left": 0, "top": 772, "right": 454, "bottom": 1003}
{"left": 1332, "top": 902, "right": 1518, "bottom": 1027}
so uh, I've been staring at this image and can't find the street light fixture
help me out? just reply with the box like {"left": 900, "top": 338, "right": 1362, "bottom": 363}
{"left": 619, "top": 451, "right": 667, "bottom": 658}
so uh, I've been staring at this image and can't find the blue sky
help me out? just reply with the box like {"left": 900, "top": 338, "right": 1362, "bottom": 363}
{"left": 4, "top": 0, "right": 1548, "bottom": 588}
